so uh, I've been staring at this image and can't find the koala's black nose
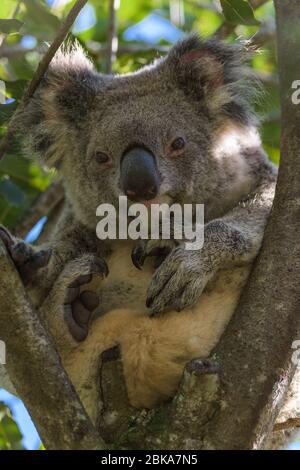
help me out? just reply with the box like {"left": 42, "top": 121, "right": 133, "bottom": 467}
{"left": 120, "top": 147, "right": 161, "bottom": 201}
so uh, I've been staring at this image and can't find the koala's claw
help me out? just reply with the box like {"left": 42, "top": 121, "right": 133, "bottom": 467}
{"left": 146, "top": 246, "right": 215, "bottom": 316}
{"left": 185, "top": 358, "right": 220, "bottom": 376}
{"left": 63, "top": 258, "right": 107, "bottom": 342}
{"left": 0, "top": 226, "right": 52, "bottom": 285}
{"left": 131, "top": 239, "right": 177, "bottom": 270}
{"left": 131, "top": 244, "right": 146, "bottom": 270}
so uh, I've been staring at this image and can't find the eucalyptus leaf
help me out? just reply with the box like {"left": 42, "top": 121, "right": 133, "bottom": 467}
{"left": 0, "top": 18, "right": 23, "bottom": 34}
{"left": 220, "top": 0, "right": 260, "bottom": 26}
{"left": 0, "top": 178, "right": 26, "bottom": 206}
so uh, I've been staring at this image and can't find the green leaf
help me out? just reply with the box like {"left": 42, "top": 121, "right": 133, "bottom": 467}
{"left": 5, "top": 79, "right": 28, "bottom": 101}
{"left": 0, "top": 18, "right": 23, "bottom": 34}
{"left": 0, "top": 403, "right": 23, "bottom": 450}
{"left": 220, "top": 0, "right": 260, "bottom": 26}
{"left": 0, "top": 153, "right": 52, "bottom": 190}
{"left": 0, "top": 177, "right": 26, "bottom": 206}
{"left": 0, "top": 101, "right": 17, "bottom": 125}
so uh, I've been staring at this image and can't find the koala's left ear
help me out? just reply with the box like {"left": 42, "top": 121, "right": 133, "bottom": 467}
{"left": 17, "top": 42, "right": 103, "bottom": 167}
{"left": 165, "top": 34, "right": 251, "bottom": 107}
{"left": 40, "top": 42, "right": 101, "bottom": 126}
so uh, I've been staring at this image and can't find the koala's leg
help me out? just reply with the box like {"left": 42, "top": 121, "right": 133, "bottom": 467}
{"left": 40, "top": 254, "right": 108, "bottom": 349}
{"left": 61, "top": 308, "right": 142, "bottom": 423}
{"left": 146, "top": 167, "right": 277, "bottom": 315}
{"left": 0, "top": 205, "right": 100, "bottom": 308}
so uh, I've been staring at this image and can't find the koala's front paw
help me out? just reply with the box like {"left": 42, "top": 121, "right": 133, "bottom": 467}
{"left": 131, "top": 239, "right": 178, "bottom": 270}
{"left": 63, "top": 257, "right": 108, "bottom": 342}
{"left": 146, "top": 246, "right": 215, "bottom": 316}
{"left": 0, "top": 226, "right": 52, "bottom": 286}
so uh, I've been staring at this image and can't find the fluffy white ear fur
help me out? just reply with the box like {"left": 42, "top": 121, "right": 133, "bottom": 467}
{"left": 17, "top": 42, "right": 100, "bottom": 168}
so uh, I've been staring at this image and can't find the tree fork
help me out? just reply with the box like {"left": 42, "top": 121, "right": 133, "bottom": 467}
{"left": 0, "top": 240, "right": 105, "bottom": 449}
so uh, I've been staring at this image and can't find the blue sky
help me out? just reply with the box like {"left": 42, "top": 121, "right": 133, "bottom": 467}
{"left": 0, "top": 389, "right": 41, "bottom": 450}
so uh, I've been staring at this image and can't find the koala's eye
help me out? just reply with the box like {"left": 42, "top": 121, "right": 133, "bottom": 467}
{"left": 95, "top": 151, "right": 110, "bottom": 164}
{"left": 171, "top": 137, "right": 186, "bottom": 152}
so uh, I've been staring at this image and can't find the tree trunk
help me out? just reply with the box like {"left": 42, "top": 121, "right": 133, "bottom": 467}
{"left": 0, "top": 240, "right": 105, "bottom": 450}
{"left": 1, "top": 0, "right": 300, "bottom": 450}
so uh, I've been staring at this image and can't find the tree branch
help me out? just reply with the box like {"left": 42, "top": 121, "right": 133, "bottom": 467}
{"left": 0, "top": 240, "right": 105, "bottom": 449}
{"left": 16, "top": 180, "right": 64, "bottom": 239}
{"left": 274, "top": 418, "right": 300, "bottom": 431}
{"left": 0, "top": 0, "right": 88, "bottom": 161}
{"left": 106, "top": 0, "right": 119, "bottom": 74}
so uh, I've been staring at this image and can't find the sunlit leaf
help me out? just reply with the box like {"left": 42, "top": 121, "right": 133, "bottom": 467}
{"left": 0, "top": 403, "right": 23, "bottom": 450}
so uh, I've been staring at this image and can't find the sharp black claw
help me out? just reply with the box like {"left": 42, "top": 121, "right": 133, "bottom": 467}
{"left": 146, "top": 296, "right": 153, "bottom": 308}
{"left": 186, "top": 358, "right": 220, "bottom": 376}
{"left": 97, "top": 258, "right": 109, "bottom": 277}
{"left": 131, "top": 245, "right": 146, "bottom": 270}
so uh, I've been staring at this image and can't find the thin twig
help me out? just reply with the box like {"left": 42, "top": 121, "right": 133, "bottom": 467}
{"left": 106, "top": 0, "right": 119, "bottom": 74}
{"left": 16, "top": 180, "right": 65, "bottom": 239}
{"left": 12, "top": 0, "right": 22, "bottom": 18}
{"left": 0, "top": 0, "right": 88, "bottom": 161}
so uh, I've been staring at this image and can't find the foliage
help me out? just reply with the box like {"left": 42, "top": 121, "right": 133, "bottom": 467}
{"left": 0, "top": 0, "right": 279, "bottom": 449}
{"left": 0, "top": 402, "right": 24, "bottom": 450}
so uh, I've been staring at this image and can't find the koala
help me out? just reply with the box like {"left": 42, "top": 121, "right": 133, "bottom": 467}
{"left": 0, "top": 34, "right": 277, "bottom": 422}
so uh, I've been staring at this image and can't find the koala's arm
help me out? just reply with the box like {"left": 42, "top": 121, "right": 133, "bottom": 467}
{"left": 205, "top": 163, "right": 277, "bottom": 266}
{"left": 146, "top": 160, "right": 277, "bottom": 315}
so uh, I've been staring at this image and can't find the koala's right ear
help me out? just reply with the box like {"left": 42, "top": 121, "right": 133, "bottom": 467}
{"left": 17, "top": 42, "right": 102, "bottom": 167}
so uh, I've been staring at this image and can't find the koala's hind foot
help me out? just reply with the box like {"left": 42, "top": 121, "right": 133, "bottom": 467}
{"left": 41, "top": 254, "right": 108, "bottom": 348}
{"left": 0, "top": 225, "right": 52, "bottom": 286}
{"left": 64, "top": 272, "right": 101, "bottom": 342}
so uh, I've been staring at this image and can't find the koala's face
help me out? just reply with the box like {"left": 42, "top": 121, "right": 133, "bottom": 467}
{"left": 84, "top": 82, "right": 212, "bottom": 209}
{"left": 24, "top": 35, "right": 258, "bottom": 226}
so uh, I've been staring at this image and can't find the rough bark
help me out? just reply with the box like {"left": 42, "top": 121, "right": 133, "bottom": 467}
{"left": 0, "top": 240, "right": 105, "bottom": 450}
{"left": 95, "top": 0, "right": 300, "bottom": 449}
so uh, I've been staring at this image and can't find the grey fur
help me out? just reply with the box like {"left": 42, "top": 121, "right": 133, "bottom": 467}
{"left": 11, "top": 34, "right": 277, "bottom": 337}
